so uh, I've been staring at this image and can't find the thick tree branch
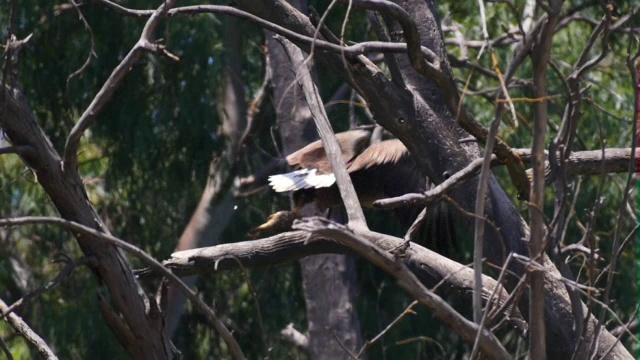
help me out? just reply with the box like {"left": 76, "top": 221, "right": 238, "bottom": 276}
{"left": 156, "top": 230, "right": 527, "bottom": 336}
{"left": 292, "top": 217, "right": 511, "bottom": 360}
{"left": 0, "top": 84, "right": 174, "bottom": 358}
{"left": 0, "top": 216, "right": 245, "bottom": 360}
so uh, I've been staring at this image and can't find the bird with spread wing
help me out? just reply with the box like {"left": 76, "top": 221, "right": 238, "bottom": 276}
{"left": 240, "top": 129, "right": 457, "bottom": 253}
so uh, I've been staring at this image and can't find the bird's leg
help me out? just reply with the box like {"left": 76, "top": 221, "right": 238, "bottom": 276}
{"left": 390, "top": 207, "right": 428, "bottom": 257}
{"left": 404, "top": 207, "right": 427, "bottom": 242}
{"left": 389, "top": 239, "right": 411, "bottom": 259}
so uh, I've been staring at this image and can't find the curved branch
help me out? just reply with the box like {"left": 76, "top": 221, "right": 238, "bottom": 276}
{"left": 64, "top": 0, "right": 179, "bottom": 171}
{"left": 292, "top": 217, "right": 511, "bottom": 360}
{"left": 340, "top": 0, "right": 428, "bottom": 70}
{"left": 156, "top": 229, "right": 527, "bottom": 337}
{"left": 0, "top": 216, "right": 246, "bottom": 360}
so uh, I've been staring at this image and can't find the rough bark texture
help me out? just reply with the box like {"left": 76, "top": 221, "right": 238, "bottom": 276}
{"left": 162, "top": 230, "right": 528, "bottom": 335}
{"left": 232, "top": 1, "right": 631, "bottom": 358}
{"left": 0, "top": 86, "right": 173, "bottom": 358}
{"left": 267, "top": 6, "right": 364, "bottom": 355}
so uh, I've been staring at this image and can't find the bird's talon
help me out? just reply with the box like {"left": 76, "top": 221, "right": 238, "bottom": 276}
{"left": 389, "top": 239, "right": 411, "bottom": 258}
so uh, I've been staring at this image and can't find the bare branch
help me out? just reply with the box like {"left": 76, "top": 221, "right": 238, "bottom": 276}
{"left": 275, "top": 36, "right": 368, "bottom": 230}
{"left": 65, "top": 0, "right": 97, "bottom": 88}
{"left": 374, "top": 148, "right": 639, "bottom": 209}
{"left": 356, "top": 301, "right": 418, "bottom": 358}
{"left": 0, "top": 297, "right": 57, "bottom": 359}
{"left": 0, "top": 83, "right": 174, "bottom": 357}
{"left": 610, "top": 318, "right": 638, "bottom": 339}
{"left": 0, "top": 216, "right": 246, "bottom": 360}
{"left": 470, "top": 253, "right": 514, "bottom": 359}
{"left": 64, "top": 0, "right": 179, "bottom": 171}
{"left": 292, "top": 217, "right": 511, "bottom": 360}
{"left": 472, "top": 67, "right": 502, "bottom": 327}
{"left": 161, "top": 228, "right": 526, "bottom": 340}
{"left": 339, "top": 0, "right": 430, "bottom": 75}
{"left": 0, "top": 337, "right": 12, "bottom": 360}
{"left": 0, "top": 257, "right": 94, "bottom": 320}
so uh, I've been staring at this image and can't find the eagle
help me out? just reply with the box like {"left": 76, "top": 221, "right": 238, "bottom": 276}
{"left": 242, "top": 129, "right": 456, "bottom": 253}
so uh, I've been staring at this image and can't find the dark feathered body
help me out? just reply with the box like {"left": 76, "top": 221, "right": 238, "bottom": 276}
{"left": 247, "top": 130, "right": 457, "bottom": 254}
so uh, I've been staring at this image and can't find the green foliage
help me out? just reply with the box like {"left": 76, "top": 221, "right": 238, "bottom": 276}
{"left": 0, "top": 0, "right": 637, "bottom": 358}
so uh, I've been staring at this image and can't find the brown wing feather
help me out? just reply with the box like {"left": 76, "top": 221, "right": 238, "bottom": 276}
{"left": 346, "top": 139, "right": 426, "bottom": 206}
{"left": 286, "top": 129, "right": 371, "bottom": 174}
{"left": 347, "top": 139, "right": 409, "bottom": 172}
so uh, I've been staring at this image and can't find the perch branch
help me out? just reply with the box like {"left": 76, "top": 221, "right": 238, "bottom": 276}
{"left": 293, "top": 217, "right": 511, "bottom": 360}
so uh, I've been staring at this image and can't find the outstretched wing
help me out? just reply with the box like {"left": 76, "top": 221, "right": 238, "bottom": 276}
{"left": 286, "top": 129, "right": 372, "bottom": 174}
{"left": 268, "top": 168, "right": 336, "bottom": 192}
{"left": 347, "top": 139, "right": 408, "bottom": 171}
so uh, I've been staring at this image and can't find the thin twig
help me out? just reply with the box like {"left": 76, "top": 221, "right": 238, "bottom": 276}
{"left": 231, "top": 257, "right": 269, "bottom": 353}
{"left": 356, "top": 301, "right": 418, "bottom": 358}
{"left": 470, "top": 253, "right": 514, "bottom": 359}
{"left": 0, "top": 257, "right": 94, "bottom": 320}
{"left": 65, "top": 0, "right": 97, "bottom": 89}
{"left": 0, "top": 297, "right": 57, "bottom": 359}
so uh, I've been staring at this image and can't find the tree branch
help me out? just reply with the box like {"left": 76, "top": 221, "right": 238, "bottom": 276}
{"left": 0, "top": 257, "right": 94, "bottom": 320}
{"left": 0, "top": 297, "right": 57, "bottom": 359}
{"left": 0, "top": 83, "right": 175, "bottom": 358}
{"left": 275, "top": 36, "right": 368, "bottom": 230}
{"left": 155, "top": 229, "right": 527, "bottom": 336}
{"left": 63, "top": 0, "right": 179, "bottom": 172}
{"left": 292, "top": 217, "right": 511, "bottom": 360}
{"left": 374, "top": 148, "right": 638, "bottom": 209}
{"left": 0, "top": 216, "right": 245, "bottom": 360}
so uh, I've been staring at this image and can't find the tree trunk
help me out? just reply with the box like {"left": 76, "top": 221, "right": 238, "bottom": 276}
{"left": 233, "top": 1, "right": 632, "bottom": 358}
{"left": 164, "top": 15, "right": 247, "bottom": 337}
{"left": 267, "top": 12, "right": 364, "bottom": 357}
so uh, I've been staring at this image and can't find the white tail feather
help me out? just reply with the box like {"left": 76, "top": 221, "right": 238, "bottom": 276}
{"left": 268, "top": 169, "right": 336, "bottom": 192}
